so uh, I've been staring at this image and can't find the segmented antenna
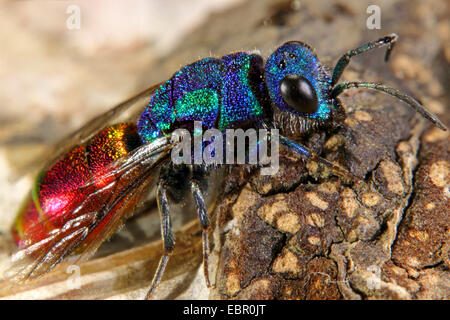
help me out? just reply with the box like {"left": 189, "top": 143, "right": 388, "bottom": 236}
{"left": 331, "top": 34, "right": 398, "bottom": 86}
{"left": 331, "top": 81, "right": 447, "bottom": 131}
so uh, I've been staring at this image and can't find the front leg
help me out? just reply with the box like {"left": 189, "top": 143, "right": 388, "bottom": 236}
{"left": 279, "top": 135, "right": 311, "bottom": 159}
{"left": 279, "top": 135, "right": 357, "bottom": 183}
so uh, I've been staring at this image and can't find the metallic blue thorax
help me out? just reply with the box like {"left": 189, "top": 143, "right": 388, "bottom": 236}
{"left": 138, "top": 53, "right": 266, "bottom": 142}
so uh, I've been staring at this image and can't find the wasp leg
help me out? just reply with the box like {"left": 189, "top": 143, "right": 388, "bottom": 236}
{"left": 279, "top": 135, "right": 357, "bottom": 183}
{"left": 279, "top": 135, "right": 311, "bottom": 159}
{"left": 331, "top": 34, "right": 398, "bottom": 86}
{"left": 190, "top": 179, "right": 211, "bottom": 288}
{"left": 145, "top": 180, "right": 175, "bottom": 300}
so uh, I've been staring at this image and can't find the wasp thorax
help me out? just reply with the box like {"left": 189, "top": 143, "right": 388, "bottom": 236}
{"left": 279, "top": 75, "right": 318, "bottom": 114}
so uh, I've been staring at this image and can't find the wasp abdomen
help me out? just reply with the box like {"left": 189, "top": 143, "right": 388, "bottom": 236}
{"left": 12, "top": 123, "right": 142, "bottom": 248}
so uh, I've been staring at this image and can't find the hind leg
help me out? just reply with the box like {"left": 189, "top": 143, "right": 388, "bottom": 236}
{"left": 145, "top": 164, "right": 214, "bottom": 298}
{"left": 145, "top": 177, "right": 175, "bottom": 299}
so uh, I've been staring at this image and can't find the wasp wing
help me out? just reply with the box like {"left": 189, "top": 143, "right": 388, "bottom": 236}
{"left": 8, "top": 137, "right": 173, "bottom": 281}
{"left": 12, "top": 84, "right": 161, "bottom": 179}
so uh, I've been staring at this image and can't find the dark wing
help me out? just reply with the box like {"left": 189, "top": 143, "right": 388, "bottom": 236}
{"left": 12, "top": 84, "right": 161, "bottom": 179}
{"left": 8, "top": 137, "right": 173, "bottom": 281}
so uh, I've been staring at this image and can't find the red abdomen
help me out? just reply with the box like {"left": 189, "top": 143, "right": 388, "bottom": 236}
{"left": 11, "top": 123, "right": 142, "bottom": 248}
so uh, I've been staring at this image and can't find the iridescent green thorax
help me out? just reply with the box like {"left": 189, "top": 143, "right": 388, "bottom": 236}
{"left": 138, "top": 53, "right": 265, "bottom": 142}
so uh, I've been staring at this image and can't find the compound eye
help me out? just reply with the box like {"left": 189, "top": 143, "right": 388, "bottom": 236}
{"left": 279, "top": 75, "right": 318, "bottom": 114}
